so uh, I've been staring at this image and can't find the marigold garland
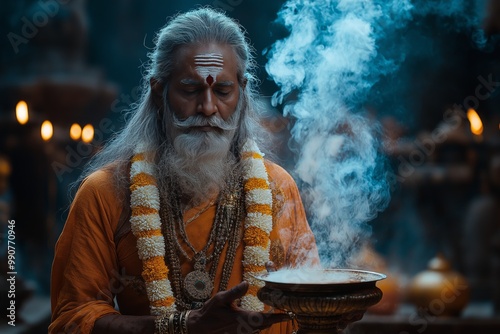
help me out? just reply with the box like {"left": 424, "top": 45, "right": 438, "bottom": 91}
{"left": 129, "top": 140, "right": 272, "bottom": 315}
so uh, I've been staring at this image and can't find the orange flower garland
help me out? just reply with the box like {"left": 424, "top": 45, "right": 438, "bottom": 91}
{"left": 240, "top": 141, "right": 273, "bottom": 311}
{"left": 129, "top": 152, "right": 176, "bottom": 316}
{"left": 129, "top": 140, "right": 272, "bottom": 314}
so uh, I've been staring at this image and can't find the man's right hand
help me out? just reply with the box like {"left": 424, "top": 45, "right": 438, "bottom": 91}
{"left": 187, "top": 281, "right": 290, "bottom": 334}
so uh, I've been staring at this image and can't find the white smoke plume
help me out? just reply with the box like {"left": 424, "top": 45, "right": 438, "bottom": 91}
{"left": 265, "top": 0, "right": 489, "bottom": 268}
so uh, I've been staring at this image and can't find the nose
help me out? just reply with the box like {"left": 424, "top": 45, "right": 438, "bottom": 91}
{"left": 197, "top": 89, "right": 217, "bottom": 116}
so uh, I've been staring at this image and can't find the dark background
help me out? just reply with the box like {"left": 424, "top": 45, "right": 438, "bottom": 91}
{"left": 1, "top": 0, "right": 500, "bottom": 331}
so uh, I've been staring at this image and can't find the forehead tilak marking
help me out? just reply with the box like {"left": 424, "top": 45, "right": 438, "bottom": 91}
{"left": 194, "top": 53, "right": 224, "bottom": 85}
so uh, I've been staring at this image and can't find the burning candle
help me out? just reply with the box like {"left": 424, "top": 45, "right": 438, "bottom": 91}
{"left": 70, "top": 123, "right": 82, "bottom": 141}
{"left": 82, "top": 124, "right": 94, "bottom": 143}
{"left": 467, "top": 108, "right": 483, "bottom": 137}
{"left": 41, "top": 120, "right": 53, "bottom": 141}
{"left": 16, "top": 101, "right": 29, "bottom": 125}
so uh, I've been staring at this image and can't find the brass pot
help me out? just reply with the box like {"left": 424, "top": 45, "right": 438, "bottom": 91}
{"left": 256, "top": 269, "right": 385, "bottom": 334}
{"left": 407, "top": 253, "right": 470, "bottom": 316}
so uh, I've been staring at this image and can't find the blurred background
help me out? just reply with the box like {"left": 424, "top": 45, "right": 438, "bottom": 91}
{"left": 1, "top": 0, "right": 500, "bottom": 333}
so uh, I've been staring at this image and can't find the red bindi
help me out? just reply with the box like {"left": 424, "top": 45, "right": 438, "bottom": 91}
{"left": 206, "top": 75, "right": 214, "bottom": 86}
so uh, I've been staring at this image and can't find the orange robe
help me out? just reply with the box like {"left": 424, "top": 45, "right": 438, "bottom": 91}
{"left": 49, "top": 160, "right": 319, "bottom": 334}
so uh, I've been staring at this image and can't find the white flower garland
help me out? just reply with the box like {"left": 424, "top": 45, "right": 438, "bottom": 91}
{"left": 129, "top": 140, "right": 272, "bottom": 315}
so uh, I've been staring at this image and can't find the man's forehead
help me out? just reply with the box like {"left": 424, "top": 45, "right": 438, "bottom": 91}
{"left": 175, "top": 43, "right": 234, "bottom": 63}
{"left": 194, "top": 52, "right": 224, "bottom": 64}
{"left": 193, "top": 52, "right": 224, "bottom": 85}
{"left": 171, "top": 43, "right": 239, "bottom": 86}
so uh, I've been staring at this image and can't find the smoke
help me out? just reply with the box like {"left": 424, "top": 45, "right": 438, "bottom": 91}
{"left": 264, "top": 0, "right": 490, "bottom": 268}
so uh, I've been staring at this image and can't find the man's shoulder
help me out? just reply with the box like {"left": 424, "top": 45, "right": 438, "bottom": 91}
{"left": 264, "top": 159, "right": 290, "bottom": 177}
{"left": 76, "top": 165, "right": 126, "bottom": 201}
{"left": 81, "top": 168, "right": 117, "bottom": 191}
{"left": 264, "top": 159, "right": 298, "bottom": 191}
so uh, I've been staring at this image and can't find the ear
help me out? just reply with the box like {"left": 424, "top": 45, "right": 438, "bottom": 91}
{"left": 150, "top": 78, "right": 164, "bottom": 109}
{"left": 241, "top": 76, "right": 248, "bottom": 90}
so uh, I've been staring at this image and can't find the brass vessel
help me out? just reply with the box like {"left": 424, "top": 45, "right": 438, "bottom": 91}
{"left": 407, "top": 253, "right": 470, "bottom": 316}
{"left": 256, "top": 269, "right": 386, "bottom": 334}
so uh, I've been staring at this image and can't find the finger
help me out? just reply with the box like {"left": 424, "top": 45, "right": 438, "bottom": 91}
{"left": 265, "top": 261, "right": 277, "bottom": 272}
{"left": 258, "top": 313, "right": 292, "bottom": 329}
{"left": 217, "top": 281, "right": 249, "bottom": 304}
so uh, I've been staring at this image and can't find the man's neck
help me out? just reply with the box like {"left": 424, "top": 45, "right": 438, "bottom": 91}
{"left": 179, "top": 191, "right": 219, "bottom": 213}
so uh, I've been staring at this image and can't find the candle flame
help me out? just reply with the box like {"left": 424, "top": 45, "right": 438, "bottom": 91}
{"left": 82, "top": 124, "right": 94, "bottom": 143}
{"left": 16, "top": 101, "right": 29, "bottom": 124}
{"left": 41, "top": 120, "right": 53, "bottom": 141}
{"left": 70, "top": 123, "right": 82, "bottom": 141}
{"left": 467, "top": 109, "right": 483, "bottom": 136}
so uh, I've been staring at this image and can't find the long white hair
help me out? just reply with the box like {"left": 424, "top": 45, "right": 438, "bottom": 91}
{"left": 76, "top": 8, "right": 270, "bottom": 195}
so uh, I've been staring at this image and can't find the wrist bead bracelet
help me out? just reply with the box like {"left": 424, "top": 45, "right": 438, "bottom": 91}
{"left": 154, "top": 310, "right": 190, "bottom": 334}
{"left": 168, "top": 313, "right": 175, "bottom": 334}
{"left": 181, "top": 310, "right": 191, "bottom": 334}
{"left": 154, "top": 314, "right": 169, "bottom": 334}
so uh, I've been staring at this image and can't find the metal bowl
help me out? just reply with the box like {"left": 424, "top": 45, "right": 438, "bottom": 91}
{"left": 255, "top": 269, "right": 386, "bottom": 334}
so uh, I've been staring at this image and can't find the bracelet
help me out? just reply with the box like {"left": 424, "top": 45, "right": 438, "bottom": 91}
{"left": 168, "top": 313, "right": 176, "bottom": 334}
{"left": 181, "top": 310, "right": 191, "bottom": 334}
{"left": 174, "top": 312, "right": 181, "bottom": 334}
{"left": 155, "top": 310, "right": 190, "bottom": 334}
{"left": 154, "top": 314, "right": 169, "bottom": 334}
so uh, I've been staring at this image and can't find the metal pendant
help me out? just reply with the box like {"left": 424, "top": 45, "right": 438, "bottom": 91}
{"left": 183, "top": 255, "right": 213, "bottom": 301}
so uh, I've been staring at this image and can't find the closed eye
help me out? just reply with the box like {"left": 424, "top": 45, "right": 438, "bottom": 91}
{"left": 215, "top": 90, "right": 231, "bottom": 96}
{"left": 183, "top": 89, "right": 200, "bottom": 96}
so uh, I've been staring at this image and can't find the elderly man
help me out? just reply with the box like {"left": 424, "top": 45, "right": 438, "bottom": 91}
{"left": 50, "top": 8, "right": 318, "bottom": 334}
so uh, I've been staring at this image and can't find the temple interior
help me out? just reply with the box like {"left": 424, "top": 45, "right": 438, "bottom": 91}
{"left": 1, "top": 0, "right": 500, "bottom": 333}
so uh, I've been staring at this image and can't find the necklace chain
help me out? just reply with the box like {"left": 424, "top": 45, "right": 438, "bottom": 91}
{"left": 160, "top": 171, "right": 244, "bottom": 310}
{"left": 182, "top": 199, "right": 216, "bottom": 226}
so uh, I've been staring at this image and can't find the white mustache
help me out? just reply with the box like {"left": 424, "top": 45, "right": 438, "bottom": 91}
{"left": 172, "top": 114, "right": 238, "bottom": 131}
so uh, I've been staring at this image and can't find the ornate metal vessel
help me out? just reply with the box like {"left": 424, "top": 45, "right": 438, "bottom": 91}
{"left": 256, "top": 269, "right": 386, "bottom": 334}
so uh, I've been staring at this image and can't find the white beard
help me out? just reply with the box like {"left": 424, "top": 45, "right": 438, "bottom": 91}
{"left": 157, "top": 107, "right": 241, "bottom": 207}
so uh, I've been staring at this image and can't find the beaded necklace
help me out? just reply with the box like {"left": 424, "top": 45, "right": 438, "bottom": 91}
{"left": 129, "top": 141, "right": 272, "bottom": 315}
{"left": 159, "top": 171, "right": 243, "bottom": 309}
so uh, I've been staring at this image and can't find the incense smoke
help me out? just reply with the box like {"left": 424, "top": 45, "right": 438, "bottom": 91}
{"left": 265, "top": 0, "right": 489, "bottom": 268}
